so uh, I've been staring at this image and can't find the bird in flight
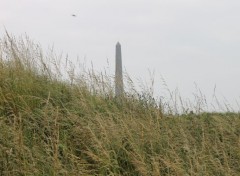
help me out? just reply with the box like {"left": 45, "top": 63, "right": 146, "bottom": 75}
{"left": 72, "top": 14, "right": 76, "bottom": 17}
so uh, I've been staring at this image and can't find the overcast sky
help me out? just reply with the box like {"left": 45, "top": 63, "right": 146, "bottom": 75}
{"left": 1, "top": 0, "right": 240, "bottom": 111}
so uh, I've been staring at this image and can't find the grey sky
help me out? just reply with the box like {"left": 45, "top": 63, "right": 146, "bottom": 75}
{"left": 1, "top": 0, "right": 240, "bottom": 111}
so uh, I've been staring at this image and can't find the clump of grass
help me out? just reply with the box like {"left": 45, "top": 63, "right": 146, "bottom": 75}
{"left": 0, "top": 33, "right": 240, "bottom": 176}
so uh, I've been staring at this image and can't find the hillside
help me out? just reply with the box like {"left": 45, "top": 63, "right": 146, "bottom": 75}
{"left": 0, "top": 35, "right": 240, "bottom": 176}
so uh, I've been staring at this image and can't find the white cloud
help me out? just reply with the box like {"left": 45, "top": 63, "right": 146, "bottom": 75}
{"left": 1, "top": 0, "right": 240, "bottom": 110}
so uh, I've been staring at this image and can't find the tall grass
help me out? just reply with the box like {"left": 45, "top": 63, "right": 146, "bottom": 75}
{"left": 0, "top": 33, "right": 240, "bottom": 176}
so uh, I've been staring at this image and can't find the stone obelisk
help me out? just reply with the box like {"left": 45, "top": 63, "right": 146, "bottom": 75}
{"left": 115, "top": 42, "right": 124, "bottom": 97}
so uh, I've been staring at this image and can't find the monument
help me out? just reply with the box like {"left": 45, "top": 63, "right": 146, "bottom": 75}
{"left": 115, "top": 42, "right": 124, "bottom": 97}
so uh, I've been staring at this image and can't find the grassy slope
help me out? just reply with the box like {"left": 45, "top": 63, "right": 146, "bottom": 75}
{"left": 0, "top": 35, "right": 240, "bottom": 176}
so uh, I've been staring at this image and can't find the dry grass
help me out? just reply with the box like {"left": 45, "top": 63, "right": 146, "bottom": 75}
{"left": 0, "top": 34, "right": 240, "bottom": 176}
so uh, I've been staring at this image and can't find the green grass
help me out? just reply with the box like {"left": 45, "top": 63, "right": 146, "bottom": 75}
{"left": 0, "top": 34, "right": 240, "bottom": 176}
